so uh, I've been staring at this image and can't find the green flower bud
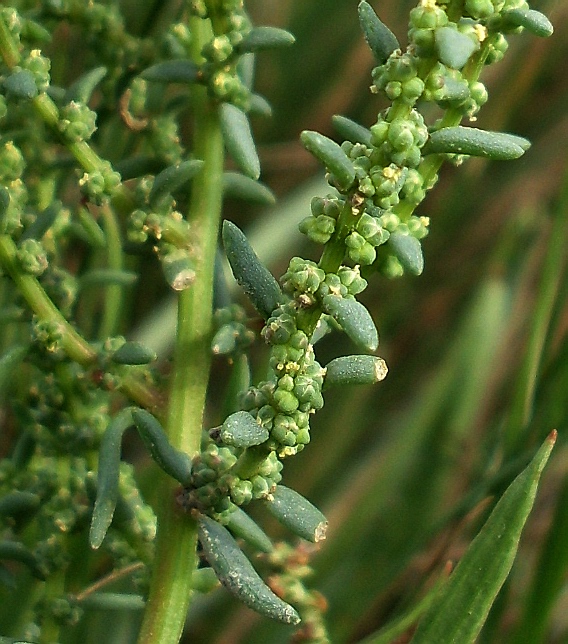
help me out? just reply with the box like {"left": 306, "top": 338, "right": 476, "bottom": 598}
{"left": 356, "top": 213, "right": 388, "bottom": 246}
{"left": 230, "top": 479, "right": 253, "bottom": 506}
{"left": 22, "top": 50, "right": 51, "bottom": 91}
{"left": 469, "top": 81, "right": 488, "bottom": 108}
{"left": 262, "top": 313, "right": 297, "bottom": 345}
{"left": 281, "top": 257, "right": 325, "bottom": 294}
{"left": 0, "top": 141, "right": 25, "bottom": 182}
{"left": 296, "top": 427, "right": 310, "bottom": 445}
{"left": 407, "top": 215, "right": 430, "bottom": 240}
{"left": 202, "top": 34, "right": 233, "bottom": 63}
{"left": 370, "top": 119, "right": 389, "bottom": 146}
{"left": 346, "top": 231, "right": 376, "bottom": 265}
{"left": 298, "top": 214, "right": 336, "bottom": 245}
{"left": 337, "top": 265, "right": 368, "bottom": 295}
{"left": 251, "top": 474, "right": 271, "bottom": 499}
{"left": 17, "top": 238, "right": 48, "bottom": 276}
{"left": 59, "top": 101, "right": 97, "bottom": 142}
{"left": 485, "top": 32, "right": 509, "bottom": 65}
{"left": 272, "top": 389, "right": 299, "bottom": 414}
{"left": 401, "top": 169, "right": 426, "bottom": 205}
{"left": 401, "top": 76, "right": 425, "bottom": 103}
{"left": 278, "top": 374, "right": 295, "bottom": 392}
{"left": 387, "top": 120, "right": 415, "bottom": 151}
{"left": 465, "top": 0, "right": 495, "bottom": 19}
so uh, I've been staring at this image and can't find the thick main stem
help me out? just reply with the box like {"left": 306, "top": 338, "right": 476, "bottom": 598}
{"left": 136, "top": 16, "right": 224, "bottom": 644}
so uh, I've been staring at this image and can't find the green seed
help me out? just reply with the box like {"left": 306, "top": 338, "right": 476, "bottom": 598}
{"left": 423, "top": 126, "right": 530, "bottom": 160}
{"left": 149, "top": 159, "right": 204, "bottom": 209}
{"left": 322, "top": 294, "right": 378, "bottom": 352}
{"left": 220, "top": 103, "right": 260, "bottom": 180}
{"left": 300, "top": 130, "right": 356, "bottom": 191}
{"left": 131, "top": 408, "right": 193, "bottom": 486}
{"left": 388, "top": 232, "right": 424, "bottom": 276}
{"left": 358, "top": 1, "right": 400, "bottom": 64}
{"left": 220, "top": 411, "right": 269, "bottom": 448}
{"left": 236, "top": 26, "right": 295, "bottom": 53}
{"left": 264, "top": 485, "right": 327, "bottom": 543}
{"left": 198, "top": 515, "right": 301, "bottom": 625}
{"left": 324, "top": 354, "right": 388, "bottom": 389}
{"left": 226, "top": 507, "right": 274, "bottom": 553}
{"left": 222, "top": 220, "right": 283, "bottom": 319}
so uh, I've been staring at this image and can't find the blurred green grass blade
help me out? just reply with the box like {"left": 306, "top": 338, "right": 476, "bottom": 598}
{"left": 504, "top": 172, "right": 568, "bottom": 453}
{"left": 315, "top": 279, "right": 511, "bottom": 639}
{"left": 410, "top": 432, "right": 556, "bottom": 644}
{"left": 358, "top": 565, "right": 450, "bottom": 644}
{"left": 510, "top": 459, "right": 568, "bottom": 644}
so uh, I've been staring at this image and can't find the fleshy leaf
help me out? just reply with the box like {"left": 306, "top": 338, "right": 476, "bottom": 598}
{"left": 197, "top": 515, "right": 301, "bottom": 624}
{"left": 423, "top": 126, "right": 530, "bottom": 160}
{"left": 220, "top": 103, "right": 260, "bottom": 180}
{"left": 322, "top": 294, "right": 378, "bottom": 352}
{"left": 219, "top": 411, "right": 269, "bottom": 448}
{"left": 388, "top": 232, "right": 424, "bottom": 275}
{"left": 300, "top": 130, "right": 356, "bottom": 191}
{"left": 358, "top": 1, "right": 399, "bottom": 64}
{"left": 435, "top": 27, "right": 478, "bottom": 70}
{"left": 131, "top": 409, "right": 193, "bottom": 485}
{"left": 264, "top": 485, "right": 328, "bottom": 543}
{"left": 222, "top": 220, "right": 283, "bottom": 319}
{"left": 324, "top": 355, "right": 388, "bottom": 389}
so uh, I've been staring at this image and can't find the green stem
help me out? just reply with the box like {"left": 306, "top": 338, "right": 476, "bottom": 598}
{"left": 137, "top": 14, "right": 224, "bottom": 644}
{"left": 0, "top": 234, "right": 163, "bottom": 411}
{"left": 0, "top": 234, "right": 96, "bottom": 365}
{"left": 98, "top": 205, "right": 124, "bottom": 339}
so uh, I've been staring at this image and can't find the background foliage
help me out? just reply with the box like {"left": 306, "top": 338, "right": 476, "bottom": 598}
{"left": 1, "top": 0, "right": 567, "bottom": 642}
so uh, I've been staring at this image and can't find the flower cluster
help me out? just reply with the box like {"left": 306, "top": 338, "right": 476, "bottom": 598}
{"left": 179, "top": 0, "right": 553, "bottom": 533}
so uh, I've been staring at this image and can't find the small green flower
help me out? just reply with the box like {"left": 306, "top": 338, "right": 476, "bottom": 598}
{"left": 17, "top": 238, "right": 48, "bottom": 276}
{"left": 59, "top": 101, "right": 97, "bottom": 142}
